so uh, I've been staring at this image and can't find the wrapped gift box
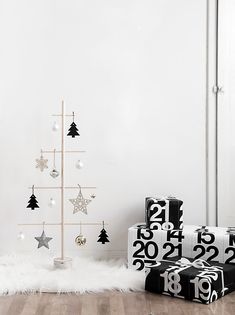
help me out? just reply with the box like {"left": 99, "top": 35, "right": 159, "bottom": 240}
{"left": 128, "top": 223, "right": 191, "bottom": 270}
{"left": 145, "top": 256, "right": 235, "bottom": 304}
{"left": 211, "top": 227, "right": 235, "bottom": 264}
{"left": 128, "top": 223, "right": 235, "bottom": 271}
{"left": 145, "top": 196, "right": 183, "bottom": 230}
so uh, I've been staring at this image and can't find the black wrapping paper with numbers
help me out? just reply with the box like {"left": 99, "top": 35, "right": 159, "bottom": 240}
{"left": 145, "top": 256, "right": 235, "bottom": 304}
{"left": 145, "top": 197, "right": 183, "bottom": 230}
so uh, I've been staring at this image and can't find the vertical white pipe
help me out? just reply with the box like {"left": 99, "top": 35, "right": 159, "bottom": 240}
{"left": 61, "top": 100, "right": 65, "bottom": 259}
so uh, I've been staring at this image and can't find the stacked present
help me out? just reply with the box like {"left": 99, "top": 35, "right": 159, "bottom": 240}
{"left": 128, "top": 196, "right": 235, "bottom": 304}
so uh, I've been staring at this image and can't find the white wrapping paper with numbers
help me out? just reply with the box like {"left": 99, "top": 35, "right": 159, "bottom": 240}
{"left": 128, "top": 223, "right": 235, "bottom": 271}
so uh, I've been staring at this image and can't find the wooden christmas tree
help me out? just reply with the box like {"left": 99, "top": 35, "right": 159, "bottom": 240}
{"left": 19, "top": 101, "right": 109, "bottom": 268}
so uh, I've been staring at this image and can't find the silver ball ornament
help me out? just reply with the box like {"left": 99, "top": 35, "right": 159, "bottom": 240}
{"left": 50, "top": 169, "right": 60, "bottom": 178}
{"left": 75, "top": 234, "right": 86, "bottom": 246}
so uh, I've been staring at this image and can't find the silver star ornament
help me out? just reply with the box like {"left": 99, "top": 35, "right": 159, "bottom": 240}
{"left": 69, "top": 186, "right": 91, "bottom": 214}
{"left": 35, "top": 230, "right": 53, "bottom": 249}
{"left": 36, "top": 154, "right": 48, "bottom": 172}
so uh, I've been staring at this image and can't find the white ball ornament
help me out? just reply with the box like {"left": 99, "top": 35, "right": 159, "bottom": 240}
{"left": 17, "top": 231, "right": 25, "bottom": 240}
{"left": 48, "top": 198, "right": 56, "bottom": 207}
{"left": 52, "top": 121, "right": 59, "bottom": 131}
{"left": 76, "top": 160, "right": 84, "bottom": 169}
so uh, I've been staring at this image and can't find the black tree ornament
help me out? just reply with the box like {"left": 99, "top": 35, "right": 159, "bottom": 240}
{"left": 97, "top": 221, "right": 110, "bottom": 244}
{"left": 26, "top": 185, "right": 39, "bottom": 210}
{"left": 67, "top": 112, "right": 80, "bottom": 138}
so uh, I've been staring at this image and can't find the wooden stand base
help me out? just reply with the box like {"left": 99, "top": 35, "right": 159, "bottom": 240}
{"left": 54, "top": 257, "right": 72, "bottom": 269}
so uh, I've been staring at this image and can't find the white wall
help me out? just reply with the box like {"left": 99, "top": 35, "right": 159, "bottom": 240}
{"left": 0, "top": 0, "right": 207, "bottom": 258}
{"left": 218, "top": 0, "right": 235, "bottom": 226}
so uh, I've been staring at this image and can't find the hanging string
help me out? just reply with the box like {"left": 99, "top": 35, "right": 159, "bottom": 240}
{"left": 80, "top": 221, "right": 82, "bottom": 235}
{"left": 53, "top": 149, "right": 56, "bottom": 168}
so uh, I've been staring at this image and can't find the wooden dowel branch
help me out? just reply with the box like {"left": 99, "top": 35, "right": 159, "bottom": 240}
{"left": 18, "top": 222, "right": 107, "bottom": 226}
{"left": 52, "top": 114, "right": 74, "bottom": 117}
{"left": 41, "top": 150, "right": 86, "bottom": 153}
{"left": 28, "top": 186, "right": 97, "bottom": 190}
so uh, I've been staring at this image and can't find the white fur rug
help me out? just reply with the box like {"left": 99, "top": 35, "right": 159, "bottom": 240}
{"left": 0, "top": 254, "right": 144, "bottom": 295}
